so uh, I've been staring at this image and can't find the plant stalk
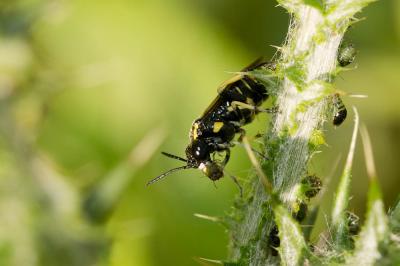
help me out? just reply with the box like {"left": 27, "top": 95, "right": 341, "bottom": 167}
{"left": 228, "top": 1, "right": 375, "bottom": 265}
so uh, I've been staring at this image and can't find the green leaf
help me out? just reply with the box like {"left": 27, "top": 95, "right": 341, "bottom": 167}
{"left": 303, "top": 0, "right": 324, "bottom": 11}
{"left": 331, "top": 107, "right": 359, "bottom": 250}
{"left": 389, "top": 197, "right": 400, "bottom": 234}
{"left": 303, "top": 205, "right": 319, "bottom": 241}
{"left": 284, "top": 63, "right": 306, "bottom": 90}
{"left": 274, "top": 204, "right": 309, "bottom": 266}
{"left": 277, "top": 0, "right": 324, "bottom": 13}
{"left": 349, "top": 126, "right": 389, "bottom": 265}
{"left": 349, "top": 179, "right": 388, "bottom": 265}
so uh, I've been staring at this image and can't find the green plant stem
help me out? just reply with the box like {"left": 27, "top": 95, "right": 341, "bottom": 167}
{"left": 228, "top": 1, "right": 375, "bottom": 265}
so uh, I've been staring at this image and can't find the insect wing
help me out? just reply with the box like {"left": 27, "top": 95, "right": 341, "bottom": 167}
{"left": 203, "top": 57, "right": 270, "bottom": 118}
{"left": 241, "top": 57, "right": 268, "bottom": 71}
{"left": 217, "top": 74, "right": 243, "bottom": 94}
{"left": 201, "top": 93, "right": 225, "bottom": 117}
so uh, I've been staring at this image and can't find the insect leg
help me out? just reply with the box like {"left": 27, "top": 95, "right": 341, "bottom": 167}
{"left": 237, "top": 128, "right": 268, "bottom": 162}
{"left": 250, "top": 148, "right": 268, "bottom": 160}
{"left": 222, "top": 148, "right": 230, "bottom": 166}
{"left": 257, "top": 106, "right": 278, "bottom": 114}
{"left": 254, "top": 132, "right": 264, "bottom": 139}
{"left": 231, "top": 101, "right": 275, "bottom": 114}
{"left": 235, "top": 127, "right": 244, "bottom": 143}
{"left": 212, "top": 147, "right": 242, "bottom": 196}
{"left": 231, "top": 100, "right": 256, "bottom": 111}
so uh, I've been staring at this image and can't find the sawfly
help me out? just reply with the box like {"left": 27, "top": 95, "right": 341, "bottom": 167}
{"left": 147, "top": 58, "right": 275, "bottom": 188}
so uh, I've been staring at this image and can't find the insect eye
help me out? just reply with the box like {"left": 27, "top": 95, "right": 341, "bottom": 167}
{"left": 192, "top": 140, "right": 209, "bottom": 160}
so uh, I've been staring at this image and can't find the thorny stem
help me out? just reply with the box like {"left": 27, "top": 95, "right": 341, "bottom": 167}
{"left": 227, "top": 1, "right": 375, "bottom": 265}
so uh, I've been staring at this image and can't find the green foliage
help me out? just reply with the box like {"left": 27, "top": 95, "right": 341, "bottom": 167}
{"left": 283, "top": 62, "right": 306, "bottom": 90}
{"left": 389, "top": 198, "right": 400, "bottom": 234}
{"left": 303, "top": 0, "right": 324, "bottom": 11}
{"left": 331, "top": 108, "right": 359, "bottom": 251}
{"left": 274, "top": 204, "right": 309, "bottom": 266}
{"left": 350, "top": 179, "right": 388, "bottom": 265}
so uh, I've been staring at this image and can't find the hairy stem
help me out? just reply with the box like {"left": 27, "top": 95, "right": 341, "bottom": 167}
{"left": 228, "top": 1, "right": 375, "bottom": 265}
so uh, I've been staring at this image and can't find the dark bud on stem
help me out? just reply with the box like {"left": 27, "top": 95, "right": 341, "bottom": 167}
{"left": 292, "top": 200, "right": 308, "bottom": 222}
{"left": 346, "top": 211, "right": 360, "bottom": 236}
{"left": 301, "top": 174, "right": 322, "bottom": 199}
{"left": 269, "top": 225, "right": 280, "bottom": 256}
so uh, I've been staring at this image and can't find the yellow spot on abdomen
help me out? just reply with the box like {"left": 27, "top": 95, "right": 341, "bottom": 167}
{"left": 213, "top": 122, "right": 224, "bottom": 133}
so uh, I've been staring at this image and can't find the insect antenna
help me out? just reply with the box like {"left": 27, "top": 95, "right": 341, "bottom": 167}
{"left": 146, "top": 165, "right": 191, "bottom": 186}
{"left": 161, "top": 152, "right": 187, "bottom": 162}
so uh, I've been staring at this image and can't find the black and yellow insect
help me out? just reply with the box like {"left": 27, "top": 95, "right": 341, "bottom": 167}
{"left": 147, "top": 58, "right": 274, "bottom": 186}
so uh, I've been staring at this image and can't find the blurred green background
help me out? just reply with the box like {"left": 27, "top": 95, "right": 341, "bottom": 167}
{"left": 0, "top": 0, "right": 398, "bottom": 265}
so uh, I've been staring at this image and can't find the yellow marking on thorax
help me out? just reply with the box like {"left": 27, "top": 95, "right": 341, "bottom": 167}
{"left": 213, "top": 122, "right": 224, "bottom": 133}
{"left": 191, "top": 122, "right": 199, "bottom": 140}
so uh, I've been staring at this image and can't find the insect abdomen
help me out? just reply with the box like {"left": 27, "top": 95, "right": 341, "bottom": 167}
{"left": 333, "top": 94, "right": 347, "bottom": 126}
{"left": 221, "top": 76, "right": 268, "bottom": 106}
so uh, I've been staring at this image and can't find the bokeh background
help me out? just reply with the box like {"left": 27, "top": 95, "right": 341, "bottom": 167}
{"left": 0, "top": 0, "right": 398, "bottom": 265}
